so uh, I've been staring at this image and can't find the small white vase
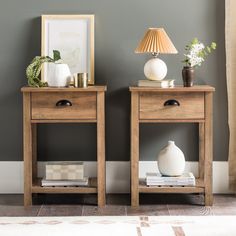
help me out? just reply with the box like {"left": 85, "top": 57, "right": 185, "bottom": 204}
{"left": 157, "top": 141, "right": 185, "bottom": 176}
{"left": 47, "top": 63, "right": 71, "bottom": 87}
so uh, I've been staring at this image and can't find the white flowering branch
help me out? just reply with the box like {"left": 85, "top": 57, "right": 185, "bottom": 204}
{"left": 183, "top": 38, "right": 216, "bottom": 67}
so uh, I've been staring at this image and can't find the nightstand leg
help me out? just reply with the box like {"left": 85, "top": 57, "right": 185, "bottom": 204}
{"left": 97, "top": 91, "right": 106, "bottom": 207}
{"left": 204, "top": 92, "right": 213, "bottom": 206}
{"left": 23, "top": 93, "right": 32, "bottom": 206}
{"left": 32, "top": 124, "right": 37, "bottom": 180}
{"left": 199, "top": 123, "right": 205, "bottom": 180}
{"left": 131, "top": 92, "right": 139, "bottom": 207}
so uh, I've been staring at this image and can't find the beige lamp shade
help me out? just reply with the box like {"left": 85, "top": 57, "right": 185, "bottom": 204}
{"left": 135, "top": 28, "right": 178, "bottom": 54}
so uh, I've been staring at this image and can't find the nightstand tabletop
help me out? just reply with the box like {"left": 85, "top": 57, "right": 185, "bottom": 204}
{"left": 129, "top": 85, "right": 215, "bottom": 92}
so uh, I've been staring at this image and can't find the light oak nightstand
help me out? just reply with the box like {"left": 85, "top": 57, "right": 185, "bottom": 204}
{"left": 130, "top": 85, "right": 215, "bottom": 207}
{"left": 21, "top": 86, "right": 106, "bottom": 207}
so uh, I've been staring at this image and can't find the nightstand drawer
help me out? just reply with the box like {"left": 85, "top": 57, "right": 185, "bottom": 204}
{"left": 139, "top": 92, "right": 204, "bottom": 120}
{"left": 32, "top": 92, "right": 97, "bottom": 120}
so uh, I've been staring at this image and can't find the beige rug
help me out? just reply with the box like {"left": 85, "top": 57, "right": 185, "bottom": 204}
{"left": 0, "top": 216, "right": 235, "bottom": 236}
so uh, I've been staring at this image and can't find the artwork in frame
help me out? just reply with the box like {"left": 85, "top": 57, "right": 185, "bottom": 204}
{"left": 41, "top": 15, "right": 95, "bottom": 85}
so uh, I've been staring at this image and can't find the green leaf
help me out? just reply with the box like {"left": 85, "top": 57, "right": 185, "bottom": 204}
{"left": 191, "top": 38, "right": 199, "bottom": 45}
{"left": 53, "top": 50, "right": 61, "bottom": 61}
{"left": 211, "top": 42, "right": 217, "bottom": 50}
{"left": 26, "top": 55, "right": 53, "bottom": 87}
{"left": 207, "top": 46, "right": 211, "bottom": 53}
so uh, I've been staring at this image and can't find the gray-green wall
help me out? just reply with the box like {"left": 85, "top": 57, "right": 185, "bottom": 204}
{"left": 0, "top": 0, "right": 227, "bottom": 162}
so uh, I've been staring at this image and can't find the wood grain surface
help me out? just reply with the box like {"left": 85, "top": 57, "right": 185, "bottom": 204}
{"left": 22, "top": 86, "right": 106, "bottom": 207}
{"left": 130, "top": 86, "right": 214, "bottom": 207}
{"left": 139, "top": 92, "right": 205, "bottom": 120}
{"left": 32, "top": 92, "right": 97, "bottom": 120}
{"left": 21, "top": 86, "right": 107, "bottom": 92}
{"left": 131, "top": 91, "right": 139, "bottom": 207}
{"left": 23, "top": 92, "right": 32, "bottom": 206}
{"left": 204, "top": 92, "right": 213, "bottom": 206}
{"left": 97, "top": 91, "right": 106, "bottom": 207}
{"left": 32, "top": 178, "right": 97, "bottom": 194}
{"left": 129, "top": 85, "right": 215, "bottom": 92}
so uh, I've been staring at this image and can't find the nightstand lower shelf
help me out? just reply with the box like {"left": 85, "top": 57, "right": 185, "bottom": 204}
{"left": 139, "top": 178, "right": 204, "bottom": 193}
{"left": 32, "top": 177, "right": 97, "bottom": 194}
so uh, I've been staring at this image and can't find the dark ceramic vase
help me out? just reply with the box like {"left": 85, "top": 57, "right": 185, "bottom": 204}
{"left": 182, "top": 66, "right": 194, "bottom": 87}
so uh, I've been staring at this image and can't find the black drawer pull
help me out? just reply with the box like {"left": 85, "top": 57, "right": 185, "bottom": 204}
{"left": 164, "top": 99, "right": 180, "bottom": 106}
{"left": 56, "top": 100, "right": 72, "bottom": 107}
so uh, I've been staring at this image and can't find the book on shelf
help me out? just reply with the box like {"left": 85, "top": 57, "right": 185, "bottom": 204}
{"left": 146, "top": 172, "right": 195, "bottom": 186}
{"left": 41, "top": 177, "right": 89, "bottom": 187}
{"left": 138, "top": 79, "right": 175, "bottom": 88}
{"left": 45, "top": 161, "right": 84, "bottom": 180}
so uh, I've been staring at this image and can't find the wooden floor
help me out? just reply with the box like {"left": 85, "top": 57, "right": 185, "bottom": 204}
{"left": 0, "top": 194, "right": 235, "bottom": 216}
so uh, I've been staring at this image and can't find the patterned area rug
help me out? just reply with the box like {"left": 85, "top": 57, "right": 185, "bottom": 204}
{"left": 0, "top": 216, "right": 235, "bottom": 236}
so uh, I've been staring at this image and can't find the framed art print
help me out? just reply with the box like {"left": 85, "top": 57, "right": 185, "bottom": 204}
{"left": 41, "top": 15, "right": 95, "bottom": 84}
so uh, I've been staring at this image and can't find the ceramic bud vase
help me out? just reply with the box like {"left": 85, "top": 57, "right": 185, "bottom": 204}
{"left": 182, "top": 66, "right": 194, "bottom": 87}
{"left": 47, "top": 63, "right": 71, "bottom": 87}
{"left": 157, "top": 141, "right": 185, "bottom": 176}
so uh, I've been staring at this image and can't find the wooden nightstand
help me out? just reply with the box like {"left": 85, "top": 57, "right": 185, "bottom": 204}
{"left": 130, "top": 85, "right": 215, "bottom": 207}
{"left": 21, "top": 86, "right": 106, "bottom": 207}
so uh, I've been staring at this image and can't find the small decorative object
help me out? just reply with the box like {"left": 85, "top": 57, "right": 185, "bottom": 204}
{"left": 157, "top": 141, "right": 185, "bottom": 176}
{"left": 26, "top": 50, "right": 65, "bottom": 87}
{"left": 41, "top": 178, "right": 88, "bottom": 187}
{"left": 135, "top": 28, "right": 178, "bottom": 81}
{"left": 182, "top": 66, "right": 195, "bottom": 87}
{"left": 74, "top": 73, "right": 88, "bottom": 88}
{"left": 182, "top": 38, "right": 217, "bottom": 87}
{"left": 138, "top": 79, "right": 175, "bottom": 88}
{"left": 47, "top": 62, "right": 71, "bottom": 87}
{"left": 41, "top": 15, "right": 95, "bottom": 84}
{"left": 146, "top": 172, "right": 195, "bottom": 186}
{"left": 45, "top": 161, "right": 84, "bottom": 180}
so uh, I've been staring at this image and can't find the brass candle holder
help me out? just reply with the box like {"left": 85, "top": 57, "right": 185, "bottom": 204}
{"left": 74, "top": 73, "right": 88, "bottom": 88}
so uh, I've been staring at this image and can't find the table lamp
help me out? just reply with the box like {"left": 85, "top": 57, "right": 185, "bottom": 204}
{"left": 135, "top": 28, "right": 178, "bottom": 81}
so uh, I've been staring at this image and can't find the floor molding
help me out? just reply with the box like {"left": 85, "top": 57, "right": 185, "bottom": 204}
{"left": 0, "top": 161, "right": 231, "bottom": 194}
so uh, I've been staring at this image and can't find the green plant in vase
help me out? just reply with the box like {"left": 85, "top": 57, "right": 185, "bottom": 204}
{"left": 26, "top": 50, "right": 62, "bottom": 87}
{"left": 182, "top": 38, "right": 216, "bottom": 87}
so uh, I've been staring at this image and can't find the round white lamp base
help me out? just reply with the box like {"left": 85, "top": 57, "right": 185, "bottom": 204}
{"left": 144, "top": 58, "right": 167, "bottom": 81}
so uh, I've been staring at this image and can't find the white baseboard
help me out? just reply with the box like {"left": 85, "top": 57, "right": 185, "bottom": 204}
{"left": 0, "top": 161, "right": 231, "bottom": 194}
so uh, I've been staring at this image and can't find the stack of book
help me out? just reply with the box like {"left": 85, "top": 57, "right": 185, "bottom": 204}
{"left": 41, "top": 161, "right": 88, "bottom": 187}
{"left": 41, "top": 178, "right": 89, "bottom": 187}
{"left": 146, "top": 172, "right": 196, "bottom": 186}
{"left": 138, "top": 79, "right": 175, "bottom": 88}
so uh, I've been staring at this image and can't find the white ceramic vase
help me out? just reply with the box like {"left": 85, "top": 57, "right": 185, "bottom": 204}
{"left": 157, "top": 141, "right": 185, "bottom": 176}
{"left": 47, "top": 63, "right": 71, "bottom": 87}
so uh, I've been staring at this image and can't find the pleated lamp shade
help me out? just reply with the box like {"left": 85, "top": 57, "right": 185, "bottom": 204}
{"left": 135, "top": 28, "right": 178, "bottom": 54}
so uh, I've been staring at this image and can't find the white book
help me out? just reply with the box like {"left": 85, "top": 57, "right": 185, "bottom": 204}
{"left": 146, "top": 172, "right": 195, "bottom": 180}
{"left": 138, "top": 79, "right": 175, "bottom": 88}
{"left": 146, "top": 182, "right": 195, "bottom": 186}
{"left": 146, "top": 172, "right": 195, "bottom": 186}
{"left": 46, "top": 161, "right": 84, "bottom": 166}
{"left": 41, "top": 177, "right": 89, "bottom": 187}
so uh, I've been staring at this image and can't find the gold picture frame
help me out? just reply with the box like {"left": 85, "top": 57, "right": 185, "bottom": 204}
{"left": 41, "top": 15, "right": 95, "bottom": 85}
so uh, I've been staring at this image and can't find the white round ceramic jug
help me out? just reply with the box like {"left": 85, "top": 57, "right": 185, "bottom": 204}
{"left": 157, "top": 141, "right": 185, "bottom": 176}
{"left": 47, "top": 63, "right": 71, "bottom": 87}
